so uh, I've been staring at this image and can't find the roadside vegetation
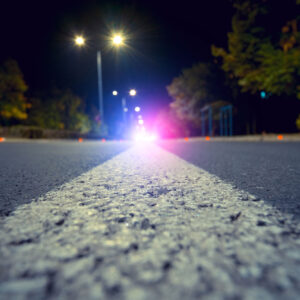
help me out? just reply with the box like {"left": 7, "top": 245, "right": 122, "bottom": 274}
{"left": 0, "top": 59, "right": 102, "bottom": 138}
{"left": 164, "top": 0, "right": 300, "bottom": 137}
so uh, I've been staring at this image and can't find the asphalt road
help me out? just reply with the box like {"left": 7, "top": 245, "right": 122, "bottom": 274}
{"left": 1, "top": 139, "right": 300, "bottom": 299}
{"left": 160, "top": 140, "right": 300, "bottom": 219}
{"left": 1, "top": 140, "right": 300, "bottom": 218}
{"left": 0, "top": 140, "right": 130, "bottom": 216}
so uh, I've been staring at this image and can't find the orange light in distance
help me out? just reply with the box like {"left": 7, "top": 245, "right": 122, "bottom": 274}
{"left": 78, "top": 138, "right": 83, "bottom": 143}
{"left": 205, "top": 136, "right": 210, "bottom": 141}
{"left": 184, "top": 137, "right": 189, "bottom": 141}
{"left": 0, "top": 137, "right": 5, "bottom": 142}
{"left": 277, "top": 135, "right": 283, "bottom": 140}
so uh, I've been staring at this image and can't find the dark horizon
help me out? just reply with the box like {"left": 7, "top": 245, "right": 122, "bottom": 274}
{"left": 0, "top": 0, "right": 235, "bottom": 122}
{"left": 1, "top": 0, "right": 299, "bottom": 136}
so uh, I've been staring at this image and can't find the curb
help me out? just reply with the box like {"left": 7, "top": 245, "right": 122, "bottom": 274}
{"left": 179, "top": 134, "right": 300, "bottom": 142}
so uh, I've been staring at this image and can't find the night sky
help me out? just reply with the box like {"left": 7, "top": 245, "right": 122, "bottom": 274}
{"left": 0, "top": 0, "right": 296, "bottom": 129}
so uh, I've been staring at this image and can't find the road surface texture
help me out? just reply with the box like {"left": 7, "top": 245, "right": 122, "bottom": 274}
{"left": 0, "top": 140, "right": 130, "bottom": 217}
{"left": 0, "top": 140, "right": 300, "bottom": 300}
{"left": 160, "top": 140, "right": 300, "bottom": 219}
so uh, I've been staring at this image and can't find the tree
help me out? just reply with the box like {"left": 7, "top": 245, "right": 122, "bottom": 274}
{"left": 167, "top": 62, "right": 231, "bottom": 129}
{"left": 27, "top": 88, "right": 91, "bottom": 133}
{"left": 0, "top": 59, "right": 29, "bottom": 124}
{"left": 211, "top": 0, "right": 268, "bottom": 94}
{"left": 256, "top": 19, "right": 300, "bottom": 99}
{"left": 212, "top": 0, "right": 300, "bottom": 99}
{"left": 297, "top": 114, "right": 300, "bottom": 130}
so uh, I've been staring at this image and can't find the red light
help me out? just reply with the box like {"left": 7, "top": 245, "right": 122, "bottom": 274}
{"left": 205, "top": 136, "right": 210, "bottom": 141}
{"left": 277, "top": 135, "right": 283, "bottom": 140}
{"left": 102, "top": 138, "right": 106, "bottom": 142}
{"left": 78, "top": 138, "right": 83, "bottom": 143}
{"left": 184, "top": 137, "right": 189, "bottom": 141}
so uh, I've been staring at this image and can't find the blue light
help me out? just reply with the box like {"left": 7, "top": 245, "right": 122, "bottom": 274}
{"left": 260, "top": 91, "right": 266, "bottom": 99}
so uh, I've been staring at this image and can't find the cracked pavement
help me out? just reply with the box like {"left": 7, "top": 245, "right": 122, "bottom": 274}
{"left": 0, "top": 143, "right": 300, "bottom": 299}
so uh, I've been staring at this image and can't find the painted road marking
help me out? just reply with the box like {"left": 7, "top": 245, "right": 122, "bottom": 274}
{"left": 0, "top": 144, "right": 299, "bottom": 299}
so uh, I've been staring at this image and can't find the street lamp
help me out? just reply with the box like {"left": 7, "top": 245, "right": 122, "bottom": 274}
{"left": 112, "top": 35, "right": 124, "bottom": 46}
{"left": 129, "top": 89, "right": 137, "bottom": 96}
{"left": 112, "top": 89, "right": 137, "bottom": 136}
{"left": 74, "top": 33, "right": 125, "bottom": 124}
{"left": 74, "top": 35, "right": 85, "bottom": 47}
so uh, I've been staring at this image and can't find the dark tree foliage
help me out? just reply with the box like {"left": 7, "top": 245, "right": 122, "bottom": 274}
{"left": 27, "top": 88, "right": 91, "bottom": 133}
{"left": 212, "top": 0, "right": 300, "bottom": 99}
{"left": 0, "top": 59, "right": 29, "bottom": 124}
{"left": 167, "top": 62, "right": 231, "bottom": 129}
{"left": 211, "top": 0, "right": 300, "bottom": 132}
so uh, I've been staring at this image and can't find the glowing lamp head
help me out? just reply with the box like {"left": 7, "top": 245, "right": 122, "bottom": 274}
{"left": 112, "top": 34, "right": 124, "bottom": 46}
{"left": 74, "top": 35, "right": 85, "bottom": 47}
{"left": 112, "top": 90, "right": 118, "bottom": 96}
{"left": 135, "top": 106, "right": 140, "bottom": 112}
{"left": 124, "top": 107, "right": 128, "bottom": 112}
{"left": 129, "top": 89, "right": 137, "bottom": 96}
{"left": 138, "top": 119, "right": 144, "bottom": 125}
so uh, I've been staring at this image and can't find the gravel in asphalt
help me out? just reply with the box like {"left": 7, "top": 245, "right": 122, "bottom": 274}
{"left": 0, "top": 140, "right": 130, "bottom": 217}
{"left": 160, "top": 141, "right": 300, "bottom": 219}
{"left": 0, "top": 143, "right": 299, "bottom": 299}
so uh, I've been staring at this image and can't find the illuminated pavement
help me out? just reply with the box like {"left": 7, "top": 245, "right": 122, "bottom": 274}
{"left": 0, "top": 140, "right": 130, "bottom": 217}
{"left": 160, "top": 140, "right": 300, "bottom": 219}
{"left": 0, "top": 142, "right": 300, "bottom": 299}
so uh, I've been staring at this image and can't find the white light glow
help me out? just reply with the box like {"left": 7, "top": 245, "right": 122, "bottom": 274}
{"left": 134, "top": 131, "right": 158, "bottom": 143}
{"left": 74, "top": 35, "right": 85, "bottom": 46}
{"left": 112, "top": 35, "right": 124, "bottom": 46}
{"left": 129, "top": 89, "right": 137, "bottom": 96}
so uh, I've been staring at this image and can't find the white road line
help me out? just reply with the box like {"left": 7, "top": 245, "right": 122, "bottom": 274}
{"left": 0, "top": 144, "right": 299, "bottom": 300}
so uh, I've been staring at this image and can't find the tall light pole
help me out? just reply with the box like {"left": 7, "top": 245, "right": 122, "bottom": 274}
{"left": 112, "top": 89, "right": 137, "bottom": 137}
{"left": 74, "top": 33, "right": 125, "bottom": 124}
{"left": 97, "top": 51, "right": 104, "bottom": 123}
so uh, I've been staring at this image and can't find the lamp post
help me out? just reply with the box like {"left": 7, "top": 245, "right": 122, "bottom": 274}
{"left": 112, "top": 89, "right": 137, "bottom": 137}
{"left": 74, "top": 34, "right": 124, "bottom": 124}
